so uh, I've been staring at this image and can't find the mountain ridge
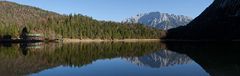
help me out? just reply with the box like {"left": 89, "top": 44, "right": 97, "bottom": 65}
{"left": 124, "top": 12, "right": 192, "bottom": 30}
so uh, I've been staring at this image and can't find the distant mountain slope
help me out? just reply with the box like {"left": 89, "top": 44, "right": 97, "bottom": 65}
{"left": 0, "top": 1, "right": 164, "bottom": 39}
{"left": 0, "top": 1, "right": 64, "bottom": 38}
{"left": 165, "top": 0, "right": 240, "bottom": 40}
{"left": 0, "top": 1, "right": 62, "bottom": 26}
{"left": 124, "top": 12, "right": 192, "bottom": 30}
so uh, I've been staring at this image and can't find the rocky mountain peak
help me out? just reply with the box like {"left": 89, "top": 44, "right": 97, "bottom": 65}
{"left": 124, "top": 12, "right": 192, "bottom": 30}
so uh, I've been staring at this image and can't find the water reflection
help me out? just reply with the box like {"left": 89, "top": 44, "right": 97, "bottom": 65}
{"left": 20, "top": 43, "right": 28, "bottom": 56}
{"left": 0, "top": 42, "right": 214, "bottom": 76}
{"left": 19, "top": 42, "right": 44, "bottom": 56}
{"left": 164, "top": 42, "right": 240, "bottom": 76}
{"left": 0, "top": 42, "right": 166, "bottom": 76}
{"left": 126, "top": 49, "right": 192, "bottom": 68}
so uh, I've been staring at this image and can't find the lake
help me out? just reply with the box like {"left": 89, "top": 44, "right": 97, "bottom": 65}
{"left": 0, "top": 42, "right": 239, "bottom": 76}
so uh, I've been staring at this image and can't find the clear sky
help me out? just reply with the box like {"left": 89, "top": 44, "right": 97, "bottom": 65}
{"left": 7, "top": 0, "right": 213, "bottom": 22}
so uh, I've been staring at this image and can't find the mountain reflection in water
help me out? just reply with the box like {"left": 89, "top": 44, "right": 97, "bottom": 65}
{"left": 3, "top": 42, "right": 238, "bottom": 76}
{"left": 126, "top": 50, "right": 192, "bottom": 68}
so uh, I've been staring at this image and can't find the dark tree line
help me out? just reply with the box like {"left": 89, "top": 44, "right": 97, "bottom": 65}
{"left": 50, "top": 14, "right": 165, "bottom": 39}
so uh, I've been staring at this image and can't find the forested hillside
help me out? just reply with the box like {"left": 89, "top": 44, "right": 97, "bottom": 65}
{"left": 0, "top": 1, "right": 165, "bottom": 39}
{"left": 165, "top": 0, "right": 240, "bottom": 40}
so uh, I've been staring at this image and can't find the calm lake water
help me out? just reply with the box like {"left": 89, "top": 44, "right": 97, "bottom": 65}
{"left": 0, "top": 42, "right": 239, "bottom": 76}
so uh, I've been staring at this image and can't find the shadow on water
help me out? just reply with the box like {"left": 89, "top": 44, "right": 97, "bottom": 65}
{"left": 164, "top": 41, "right": 240, "bottom": 76}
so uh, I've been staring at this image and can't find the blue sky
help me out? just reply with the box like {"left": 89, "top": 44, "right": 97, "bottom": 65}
{"left": 7, "top": 0, "right": 213, "bottom": 22}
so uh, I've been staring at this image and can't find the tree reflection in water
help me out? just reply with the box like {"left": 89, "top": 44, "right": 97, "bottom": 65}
{"left": 0, "top": 42, "right": 167, "bottom": 76}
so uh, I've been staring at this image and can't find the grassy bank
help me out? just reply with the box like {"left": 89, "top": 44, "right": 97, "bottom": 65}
{"left": 62, "top": 38, "right": 161, "bottom": 43}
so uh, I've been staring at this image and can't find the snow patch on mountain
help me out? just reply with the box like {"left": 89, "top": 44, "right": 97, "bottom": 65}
{"left": 123, "top": 12, "right": 193, "bottom": 30}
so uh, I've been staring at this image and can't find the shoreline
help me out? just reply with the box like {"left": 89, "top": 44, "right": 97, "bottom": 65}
{"left": 62, "top": 38, "right": 161, "bottom": 43}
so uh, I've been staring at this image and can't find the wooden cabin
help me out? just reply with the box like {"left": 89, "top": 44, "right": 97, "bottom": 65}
{"left": 26, "top": 34, "right": 44, "bottom": 41}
